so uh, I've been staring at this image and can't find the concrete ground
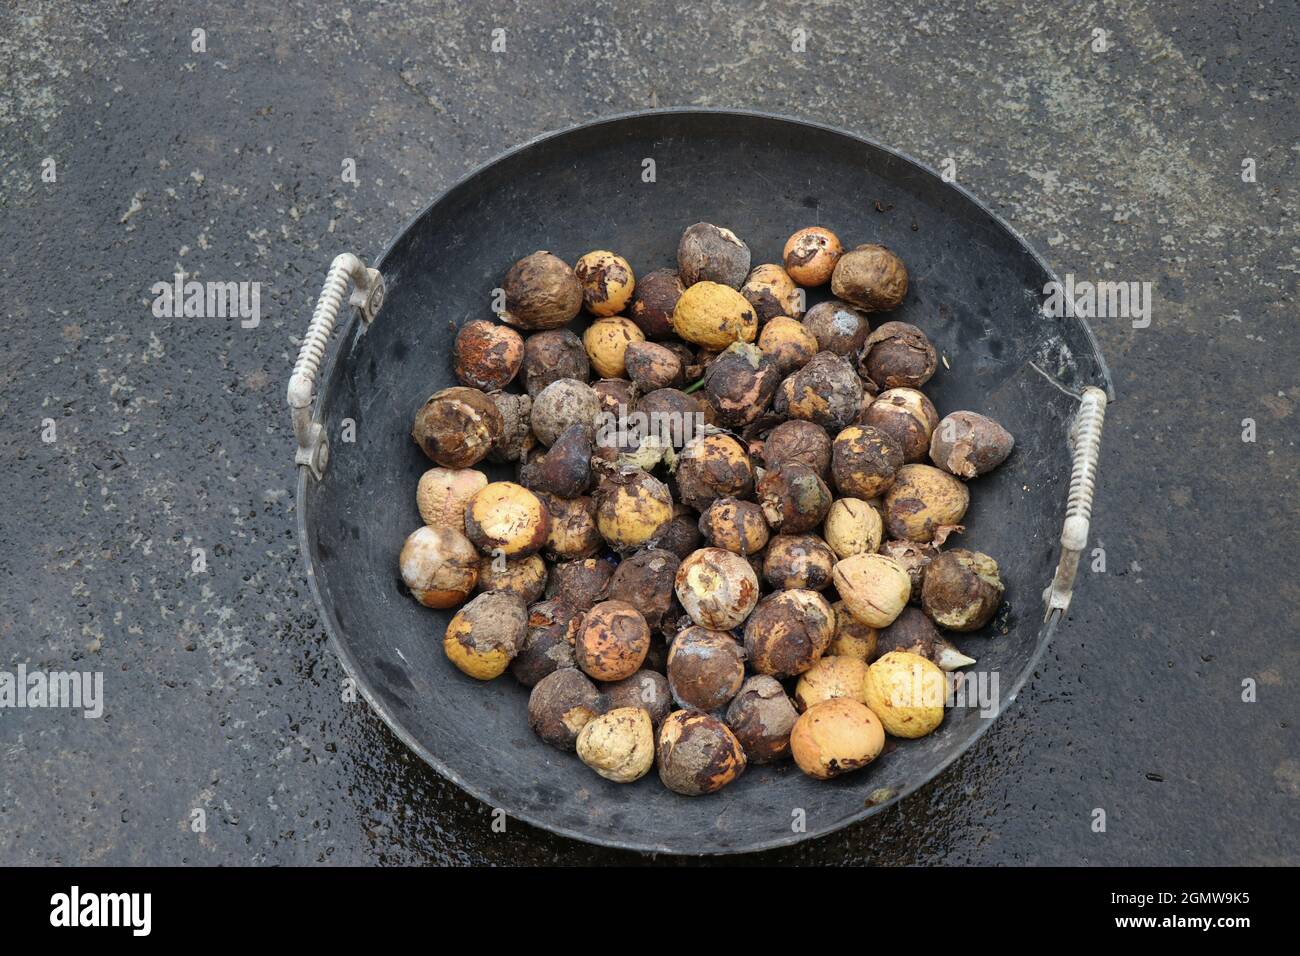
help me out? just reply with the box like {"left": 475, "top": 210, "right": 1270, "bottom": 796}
{"left": 0, "top": 0, "right": 1295, "bottom": 865}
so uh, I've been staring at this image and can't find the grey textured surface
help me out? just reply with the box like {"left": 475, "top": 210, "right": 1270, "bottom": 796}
{"left": 0, "top": 0, "right": 1295, "bottom": 865}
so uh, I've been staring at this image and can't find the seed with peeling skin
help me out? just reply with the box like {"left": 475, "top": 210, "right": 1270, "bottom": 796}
{"left": 477, "top": 552, "right": 547, "bottom": 603}
{"left": 411, "top": 386, "right": 503, "bottom": 468}
{"left": 823, "top": 497, "right": 884, "bottom": 559}
{"left": 547, "top": 557, "right": 614, "bottom": 611}
{"left": 881, "top": 463, "right": 969, "bottom": 543}
{"left": 790, "top": 697, "right": 885, "bottom": 779}
{"left": 757, "top": 316, "right": 819, "bottom": 376}
{"left": 675, "top": 547, "right": 760, "bottom": 630}
{"left": 802, "top": 299, "right": 871, "bottom": 356}
{"left": 740, "top": 263, "right": 803, "bottom": 321}
{"left": 486, "top": 390, "right": 534, "bottom": 464}
{"left": 698, "top": 498, "right": 770, "bottom": 556}
{"left": 783, "top": 226, "right": 843, "bottom": 286}
{"left": 400, "top": 526, "right": 480, "bottom": 609}
{"left": 500, "top": 251, "right": 584, "bottom": 331}
{"left": 601, "top": 670, "right": 673, "bottom": 727}
{"left": 833, "top": 552, "right": 912, "bottom": 628}
{"left": 604, "top": 548, "right": 680, "bottom": 630}
{"left": 576, "top": 600, "right": 651, "bottom": 682}
{"left": 762, "top": 533, "right": 835, "bottom": 591}
{"left": 628, "top": 268, "right": 684, "bottom": 339}
{"left": 775, "top": 351, "right": 863, "bottom": 432}
{"left": 831, "top": 424, "right": 904, "bottom": 499}
{"left": 859, "top": 387, "right": 939, "bottom": 463}
{"left": 530, "top": 377, "right": 602, "bottom": 448}
{"left": 510, "top": 598, "right": 582, "bottom": 687}
{"left": 464, "top": 481, "right": 551, "bottom": 558}
{"left": 416, "top": 467, "right": 488, "bottom": 530}
{"left": 453, "top": 319, "right": 524, "bottom": 391}
{"left": 443, "top": 590, "right": 528, "bottom": 680}
{"left": 758, "top": 463, "right": 833, "bottom": 534}
{"left": 657, "top": 710, "right": 747, "bottom": 796}
{"left": 921, "top": 548, "right": 1004, "bottom": 632}
{"left": 929, "top": 411, "right": 1015, "bottom": 478}
{"left": 667, "top": 626, "right": 746, "bottom": 711}
{"left": 521, "top": 329, "right": 590, "bottom": 397}
{"left": 864, "top": 651, "right": 946, "bottom": 738}
{"left": 583, "top": 316, "right": 645, "bottom": 379}
{"left": 762, "top": 419, "right": 832, "bottom": 478}
{"left": 878, "top": 606, "right": 977, "bottom": 670}
{"left": 676, "top": 433, "right": 754, "bottom": 512}
{"left": 794, "top": 655, "right": 871, "bottom": 711}
{"left": 577, "top": 706, "right": 656, "bottom": 783}
{"left": 859, "top": 320, "right": 937, "bottom": 390}
{"left": 574, "top": 250, "right": 635, "bottom": 317}
{"left": 701, "top": 342, "right": 780, "bottom": 428}
{"left": 677, "top": 222, "right": 751, "bottom": 289}
{"left": 830, "top": 243, "right": 909, "bottom": 312}
{"left": 624, "top": 340, "right": 685, "bottom": 391}
{"left": 594, "top": 468, "right": 675, "bottom": 551}
{"left": 536, "top": 493, "right": 601, "bottom": 561}
{"left": 725, "top": 675, "right": 800, "bottom": 764}
{"left": 528, "top": 667, "right": 605, "bottom": 751}
{"left": 743, "top": 589, "right": 835, "bottom": 678}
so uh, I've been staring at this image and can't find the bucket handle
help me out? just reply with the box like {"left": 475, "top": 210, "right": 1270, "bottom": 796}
{"left": 1043, "top": 386, "right": 1108, "bottom": 622}
{"left": 287, "top": 253, "right": 385, "bottom": 479}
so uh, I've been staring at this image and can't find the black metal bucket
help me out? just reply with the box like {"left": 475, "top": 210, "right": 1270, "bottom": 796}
{"left": 290, "top": 110, "right": 1113, "bottom": 854}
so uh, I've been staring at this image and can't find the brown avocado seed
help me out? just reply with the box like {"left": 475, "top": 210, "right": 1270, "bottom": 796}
{"left": 464, "top": 481, "right": 551, "bottom": 558}
{"left": 802, "top": 299, "right": 871, "bottom": 357}
{"left": 592, "top": 377, "right": 634, "bottom": 418}
{"left": 656, "top": 710, "right": 747, "bottom": 796}
{"left": 830, "top": 243, "right": 909, "bottom": 312}
{"left": 411, "top": 386, "right": 504, "bottom": 468}
{"left": 520, "top": 423, "right": 593, "bottom": 498}
{"left": 594, "top": 467, "right": 675, "bottom": 551}
{"left": 724, "top": 675, "right": 800, "bottom": 764}
{"left": 486, "top": 390, "right": 534, "bottom": 464}
{"left": 881, "top": 463, "right": 969, "bottom": 543}
{"left": 530, "top": 378, "right": 602, "bottom": 447}
{"left": 528, "top": 667, "right": 605, "bottom": 751}
{"left": 859, "top": 387, "right": 940, "bottom": 463}
{"left": 858, "top": 321, "right": 937, "bottom": 390}
{"left": 929, "top": 411, "right": 1015, "bottom": 478}
{"left": 794, "top": 655, "right": 871, "bottom": 711}
{"left": 677, "top": 222, "right": 752, "bottom": 289}
{"left": 698, "top": 498, "right": 770, "bottom": 556}
{"left": 832, "top": 552, "right": 912, "bottom": 628}
{"left": 790, "top": 697, "right": 885, "bottom": 779}
{"left": 762, "top": 419, "right": 832, "bottom": 478}
{"left": 831, "top": 424, "right": 904, "bottom": 499}
{"left": 453, "top": 319, "right": 524, "bottom": 392}
{"left": 757, "top": 463, "right": 833, "bottom": 534}
{"left": 601, "top": 669, "right": 673, "bottom": 727}
{"left": 878, "top": 605, "right": 977, "bottom": 670}
{"left": 547, "top": 557, "right": 615, "bottom": 611}
{"left": 538, "top": 493, "right": 601, "bottom": 561}
{"left": 442, "top": 590, "right": 528, "bottom": 680}
{"left": 583, "top": 315, "right": 645, "bottom": 379}
{"left": 510, "top": 598, "right": 582, "bottom": 687}
{"left": 628, "top": 268, "right": 685, "bottom": 339}
{"left": 399, "top": 525, "right": 480, "bottom": 609}
{"left": 576, "top": 600, "right": 652, "bottom": 682}
{"left": 921, "top": 548, "right": 1004, "bottom": 632}
{"left": 762, "top": 533, "right": 835, "bottom": 591}
{"left": 675, "top": 547, "right": 761, "bottom": 630}
{"left": 604, "top": 548, "right": 681, "bottom": 630}
{"left": 740, "top": 263, "right": 803, "bottom": 322}
{"left": 416, "top": 467, "right": 488, "bottom": 530}
{"left": 667, "top": 626, "right": 746, "bottom": 711}
{"left": 757, "top": 316, "right": 820, "bottom": 376}
{"left": 477, "top": 553, "right": 547, "bottom": 604}
{"left": 624, "top": 341, "right": 686, "bottom": 391}
{"left": 783, "top": 226, "right": 844, "bottom": 286}
{"left": 675, "top": 433, "right": 754, "bottom": 512}
{"left": 701, "top": 342, "right": 781, "bottom": 428}
{"left": 574, "top": 250, "right": 635, "bottom": 317}
{"left": 774, "top": 351, "right": 864, "bottom": 432}
{"left": 743, "top": 588, "right": 835, "bottom": 678}
{"left": 500, "top": 251, "right": 584, "bottom": 330}
{"left": 633, "top": 388, "right": 709, "bottom": 451}
{"left": 521, "top": 329, "right": 590, "bottom": 397}
{"left": 656, "top": 504, "right": 705, "bottom": 559}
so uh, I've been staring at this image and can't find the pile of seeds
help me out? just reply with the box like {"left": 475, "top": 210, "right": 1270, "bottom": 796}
{"left": 399, "top": 222, "right": 1014, "bottom": 794}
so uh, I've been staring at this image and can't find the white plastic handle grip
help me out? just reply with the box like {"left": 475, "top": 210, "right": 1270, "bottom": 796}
{"left": 1043, "top": 386, "right": 1108, "bottom": 622}
{"left": 287, "top": 253, "right": 384, "bottom": 479}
